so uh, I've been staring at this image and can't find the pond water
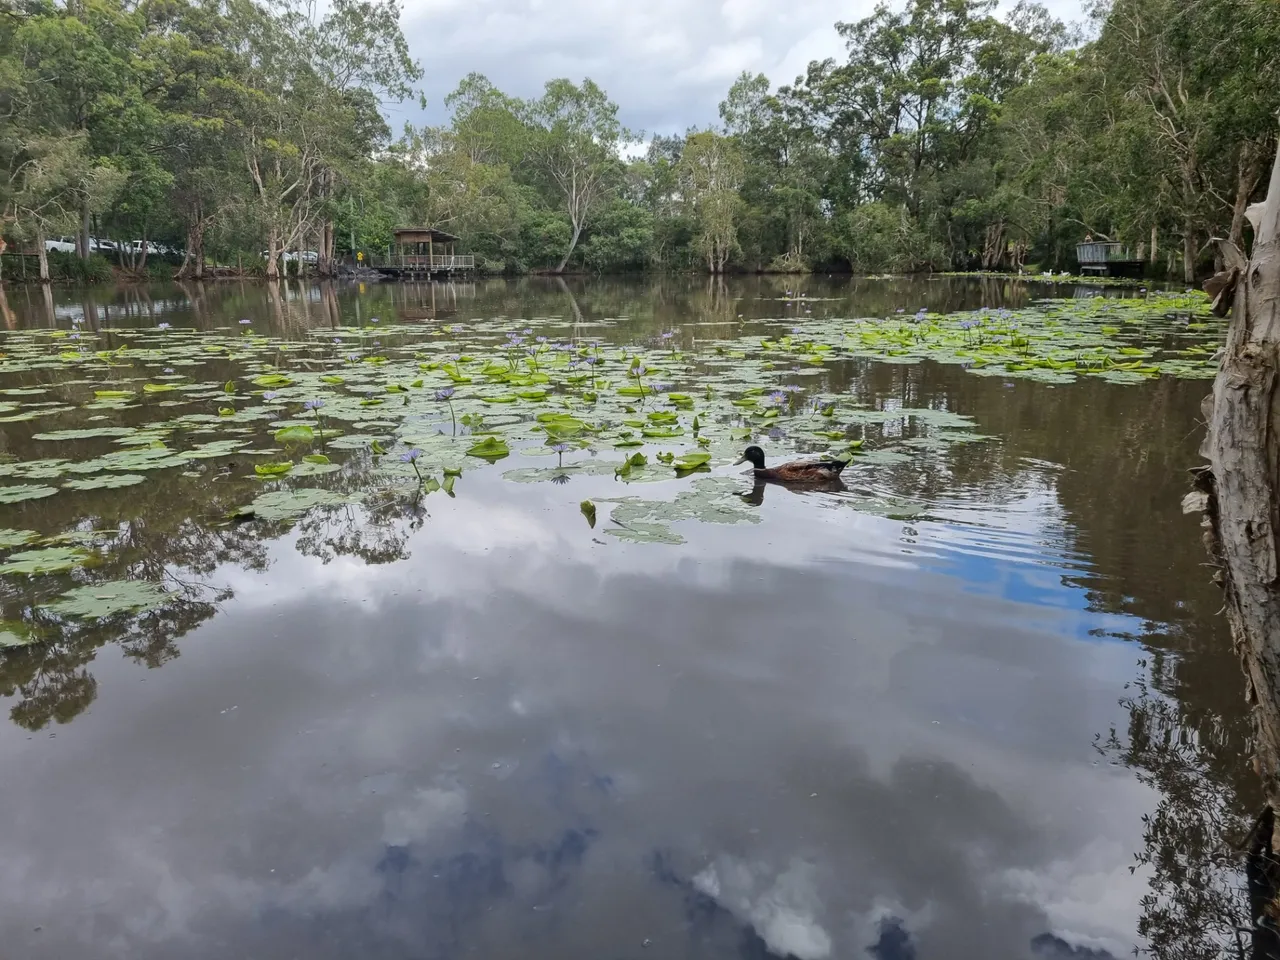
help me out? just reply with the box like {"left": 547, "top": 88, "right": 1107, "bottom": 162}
{"left": 0, "top": 276, "right": 1252, "bottom": 959}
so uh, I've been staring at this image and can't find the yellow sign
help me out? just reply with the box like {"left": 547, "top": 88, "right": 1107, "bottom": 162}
{"left": 356, "top": 250, "right": 364, "bottom": 263}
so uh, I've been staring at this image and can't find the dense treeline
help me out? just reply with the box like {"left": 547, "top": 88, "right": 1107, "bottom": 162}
{"left": 2, "top": 0, "right": 1278, "bottom": 282}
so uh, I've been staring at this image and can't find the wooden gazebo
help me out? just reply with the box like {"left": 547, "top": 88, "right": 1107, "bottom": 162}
{"left": 1076, "top": 240, "right": 1143, "bottom": 277}
{"left": 374, "top": 228, "right": 474, "bottom": 279}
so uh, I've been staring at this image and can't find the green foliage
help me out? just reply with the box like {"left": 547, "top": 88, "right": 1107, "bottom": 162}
{"left": 2, "top": 0, "right": 1275, "bottom": 281}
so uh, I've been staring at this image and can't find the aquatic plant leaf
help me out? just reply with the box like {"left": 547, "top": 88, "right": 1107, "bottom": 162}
{"left": 254, "top": 461, "right": 293, "bottom": 477}
{"left": 466, "top": 436, "right": 510, "bottom": 460}
{"left": 0, "top": 529, "right": 39, "bottom": 549}
{"left": 605, "top": 521, "right": 684, "bottom": 544}
{"left": 49, "top": 579, "right": 173, "bottom": 618}
{"left": 33, "top": 427, "right": 138, "bottom": 441}
{"left": 93, "top": 389, "right": 134, "bottom": 399}
{"left": 274, "top": 425, "right": 315, "bottom": 443}
{"left": 143, "top": 383, "right": 178, "bottom": 393}
{"left": 0, "top": 484, "right": 59, "bottom": 503}
{"left": 244, "top": 487, "right": 350, "bottom": 521}
{"left": 0, "top": 621, "right": 39, "bottom": 648}
{"left": 673, "top": 452, "right": 712, "bottom": 473}
{"left": 64, "top": 473, "right": 147, "bottom": 490}
{"left": 0, "top": 546, "right": 89, "bottom": 575}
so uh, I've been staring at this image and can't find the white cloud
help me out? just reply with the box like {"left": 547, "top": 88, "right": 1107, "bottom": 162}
{"left": 397, "top": 0, "right": 1088, "bottom": 135}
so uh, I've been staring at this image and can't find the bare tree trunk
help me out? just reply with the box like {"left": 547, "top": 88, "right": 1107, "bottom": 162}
{"left": 555, "top": 224, "right": 582, "bottom": 274}
{"left": 1195, "top": 130, "right": 1280, "bottom": 958}
{"left": 1232, "top": 141, "right": 1266, "bottom": 251}
{"left": 1151, "top": 224, "right": 1159, "bottom": 265}
{"left": 1183, "top": 221, "right": 1197, "bottom": 284}
{"left": 266, "top": 228, "right": 280, "bottom": 281}
{"left": 35, "top": 224, "right": 50, "bottom": 282}
{"left": 78, "top": 199, "right": 90, "bottom": 260}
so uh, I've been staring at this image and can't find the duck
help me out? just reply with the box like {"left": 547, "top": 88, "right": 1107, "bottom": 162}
{"left": 734, "top": 445, "right": 850, "bottom": 484}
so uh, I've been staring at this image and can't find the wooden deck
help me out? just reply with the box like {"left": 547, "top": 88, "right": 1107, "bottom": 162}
{"left": 1076, "top": 241, "right": 1143, "bottom": 277}
{"left": 370, "top": 254, "right": 475, "bottom": 280}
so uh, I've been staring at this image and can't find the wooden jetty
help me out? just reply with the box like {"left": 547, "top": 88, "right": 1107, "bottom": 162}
{"left": 371, "top": 228, "right": 475, "bottom": 280}
{"left": 1076, "top": 240, "right": 1144, "bottom": 277}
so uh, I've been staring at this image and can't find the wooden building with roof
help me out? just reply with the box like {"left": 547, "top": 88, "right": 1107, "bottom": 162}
{"left": 371, "top": 228, "right": 475, "bottom": 279}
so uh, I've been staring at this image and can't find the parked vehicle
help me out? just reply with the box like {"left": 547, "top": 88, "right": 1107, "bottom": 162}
{"left": 43, "top": 237, "right": 77, "bottom": 253}
{"left": 261, "top": 250, "right": 320, "bottom": 263}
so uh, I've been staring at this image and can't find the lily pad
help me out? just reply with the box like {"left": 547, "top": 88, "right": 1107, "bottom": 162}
{"left": 0, "top": 529, "right": 39, "bottom": 549}
{"left": 63, "top": 473, "right": 147, "bottom": 490}
{"left": 49, "top": 579, "right": 173, "bottom": 618}
{"left": 243, "top": 487, "right": 350, "bottom": 521}
{"left": 0, "top": 546, "right": 90, "bottom": 575}
{"left": 466, "top": 436, "right": 511, "bottom": 461}
{"left": 0, "top": 484, "right": 59, "bottom": 504}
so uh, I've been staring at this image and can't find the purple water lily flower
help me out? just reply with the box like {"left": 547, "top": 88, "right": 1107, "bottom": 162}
{"left": 370, "top": 317, "right": 379, "bottom": 323}
{"left": 333, "top": 337, "right": 342, "bottom": 344}
{"left": 303, "top": 399, "right": 325, "bottom": 411}
{"left": 435, "top": 387, "right": 456, "bottom": 401}
{"left": 585, "top": 356, "right": 600, "bottom": 365}
{"left": 263, "top": 391, "right": 279, "bottom": 401}
{"left": 69, "top": 333, "right": 80, "bottom": 340}
{"left": 523, "top": 327, "right": 532, "bottom": 335}
{"left": 348, "top": 353, "right": 360, "bottom": 362}
{"left": 895, "top": 308, "right": 905, "bottom": 314}
{"left": 661, "top": 332, "right": 674, "bottom": 340}
{"left": 157, "top": 322, "right": 171, "bottom": 331}
{"left": 551, "top": 442, "right": 570, "bottom": 454}
{"left": 164, "top": 367, "right": 174, "bottom": 374}
{"left": 536, "top": 335, "right": 548, "bottom": 343}
{"left": 769, "top": 390, "right": 788, "bottom": 405}
{"left": 400, "top": 448, "right": 422, "bottom": 462}
{"left": 767, "top": 426, "right": 785, "bottom": 440}
{"left": 239, "top": 318, "right": 251, "bottom": 325}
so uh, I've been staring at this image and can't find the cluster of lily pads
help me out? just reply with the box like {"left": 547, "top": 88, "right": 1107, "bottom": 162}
{"left": 0, "top": 288, "right": 1226, "bottom": 646}
{"left": 767, "top": 292, "right": 1222, "bottom": 384}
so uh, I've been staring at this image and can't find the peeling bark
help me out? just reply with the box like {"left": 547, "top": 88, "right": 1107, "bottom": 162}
{"left": 1200, "top": 128, "right": 1280, "bottom": 957}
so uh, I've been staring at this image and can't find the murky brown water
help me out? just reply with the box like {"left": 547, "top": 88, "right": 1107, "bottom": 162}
{"left": 0, "top": 276, "right": 1250, "bottom": 959}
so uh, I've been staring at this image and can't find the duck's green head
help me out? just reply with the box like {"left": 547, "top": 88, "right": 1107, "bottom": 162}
{"left": 734, "top": 446, "right": 765, "bottom": 469}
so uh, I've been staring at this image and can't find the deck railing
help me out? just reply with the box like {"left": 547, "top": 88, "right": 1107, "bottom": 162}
{"left": 374, "top": 254, "right": 475, "bottom": 270}
{"left": 1076, "top": 241, "right": 1135, "bottom": 264}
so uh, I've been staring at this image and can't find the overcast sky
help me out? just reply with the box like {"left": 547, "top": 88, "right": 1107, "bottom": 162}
{"left": 387, "top": 0, "right": 1087, "bottom": 138}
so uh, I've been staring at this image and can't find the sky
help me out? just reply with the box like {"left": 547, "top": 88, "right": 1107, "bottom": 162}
{"left": 389, "top": 0, "right": 1088, "bottom": 138}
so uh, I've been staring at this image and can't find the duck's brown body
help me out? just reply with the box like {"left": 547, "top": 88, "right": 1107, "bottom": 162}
{"left": 735, "top": 445, "right": 849, "bottom": 483}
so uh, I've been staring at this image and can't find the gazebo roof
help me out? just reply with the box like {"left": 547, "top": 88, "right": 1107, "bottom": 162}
{"left": 393, "top": 227, "right": 460, "bottom": 244}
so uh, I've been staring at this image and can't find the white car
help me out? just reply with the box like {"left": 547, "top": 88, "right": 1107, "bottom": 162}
{"left": 263, "top": 250, "right": 320, "bottom": 263}
{"left": 43, "top": 237, "right": 77, "bottom": 253}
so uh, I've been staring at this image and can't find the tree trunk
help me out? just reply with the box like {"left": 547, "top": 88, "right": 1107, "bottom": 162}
{"left": 266, "top": 228, "right": 280, "bottom": 281}
{"left": 555, "top": 224, "right": 582, "bottom": 274}
{"left": 35, "top": 224, "right": 50, "bottom": 282}
{"left": 1151, "top": 224, "right": 1159, "bottom": 265}
{"left": 1232, "top": 142, "right": 1265, "bottom": 251}
{"left": 1196, "top": 129, "right": 1280, "bottom": 958}
{"left": 78, "top": 200, "right": 90, "bottom": 260}
{"left": 1183, "top": 223, "right": 1196, "bottom": 284}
